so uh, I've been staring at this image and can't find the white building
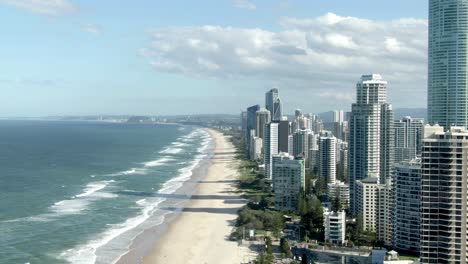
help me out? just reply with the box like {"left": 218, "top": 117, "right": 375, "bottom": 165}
{"left": 393, "top": 159, "right": 421, "bottom": 254}
{"left": 355, "top": 177, "right": 380, "bottom": 232}
{"left": 349, "top": 74, "right": 394, "bottom": 213}
{"left": 324, "top": 208, "right": 346, "bottom": 245}
{"left": 263, "top": 122, "right": 279, "bottom": 179}
{"left": 319, "top": 131, "right": 337, "bottom": 185}
{"left": 420, "top": 125, "right": 468, "bottom": 263}
{"left": 250, "top": 137, "right": 263, "bottom": 161}
{"left": 328, "top": 180, "right": 350, "bottom": 210}
{"left": 355, "top": 176, "right": 392, "bottom": 244}
{"left": 272, "top": 153, "right": 305, "bottom": 211}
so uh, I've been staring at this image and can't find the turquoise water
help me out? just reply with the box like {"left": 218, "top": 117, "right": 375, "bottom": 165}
{"left": 0, "top": 120, "right": 211, "bottom": 264}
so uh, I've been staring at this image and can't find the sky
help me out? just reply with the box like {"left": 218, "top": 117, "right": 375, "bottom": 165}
{"left": 0, "top": 0, "right": 428, "bottom": 116}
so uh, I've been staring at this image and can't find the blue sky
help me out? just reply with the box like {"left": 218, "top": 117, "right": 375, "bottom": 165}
{"left": 0, "top": 0, "right": 428, "bottom": 116}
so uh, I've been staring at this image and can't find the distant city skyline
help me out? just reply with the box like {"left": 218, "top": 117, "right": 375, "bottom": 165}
{"left": 0, "top": 0, "right": 427, "bottom": 116}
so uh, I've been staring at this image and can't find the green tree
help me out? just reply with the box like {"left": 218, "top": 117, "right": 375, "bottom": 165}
{"left": 254, "top": 252, "right": 273, "bottom": 264}
{"left": 314, "top": 176, "right": 326, "bottom": 196}
{"left": 265, "top": 236, "right": 273, "bottom": 254}
{"left": 280, "top": 237, "right": 292, "bottom": 258}
{"left": 331, "top": 189, "right": 342, "bottom": 212}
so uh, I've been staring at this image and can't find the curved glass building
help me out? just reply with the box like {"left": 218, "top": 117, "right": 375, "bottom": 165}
{"left": 428, "top": 0, "right": 468, "bottom": 128}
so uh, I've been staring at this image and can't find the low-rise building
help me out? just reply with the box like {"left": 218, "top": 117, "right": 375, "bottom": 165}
{"left": 327, "top": 180, "right": 350, "bottom": 209}
{"left": 323, "top": 208, "right": 346, "bottom": 245}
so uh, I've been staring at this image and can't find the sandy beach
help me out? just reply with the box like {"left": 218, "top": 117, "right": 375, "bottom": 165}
{"left": 141, "top": 129, "right": 255, "bottom": 264}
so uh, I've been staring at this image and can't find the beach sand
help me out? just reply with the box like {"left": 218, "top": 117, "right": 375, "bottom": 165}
{"left": 142, "top": 129, "right": 255, "bottom": 264}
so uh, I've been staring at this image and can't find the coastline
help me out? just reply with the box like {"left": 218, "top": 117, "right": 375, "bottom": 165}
{"left": 140, "top": 129, "right": 254, "bottom": 264}
{"left": 116, "top": 129, "right": 255, "bottom": 264}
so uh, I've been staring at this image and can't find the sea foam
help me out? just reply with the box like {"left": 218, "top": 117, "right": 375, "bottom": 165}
{"left": 59, "top": 128, "right": 212, "bottom": 264}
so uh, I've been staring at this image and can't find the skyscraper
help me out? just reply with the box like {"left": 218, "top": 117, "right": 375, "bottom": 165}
{"left": 394, "top": 116, "right": 424, "bottom": 163}
{"left": 292, "top": 129, "right": 311, "bottom": 159}
{"left": 265, "top": 88, "right": 283, "bottom": 121}
{"left": 263, "top": 122, "right": 279, "bottom": 179}
{"left": 255, "top": 108, "right": 271, "bottom": 140}
{"left": 393, "top": 159, "right": 421, "bottom": 254}
{"left": 278, "top": 120, "right": 290, "bottom": 153}
{"left": 246, "top": 105, "right": 260, "bottom": 157}
{"left": 348, "top": 74, "right": 394, "bottom": 213}
{"left": 428, "top": 0, "right": 468, "bottom": 128}
{"left": 318, "top": 131, "right": 337, "bottom": 185}
{"left": 420, "top": 126, "right": 468, "bottom": 263}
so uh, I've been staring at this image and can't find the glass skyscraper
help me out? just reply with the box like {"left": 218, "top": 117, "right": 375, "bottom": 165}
{"left": 428, "top": 0, "right": 468, "bottom": 128}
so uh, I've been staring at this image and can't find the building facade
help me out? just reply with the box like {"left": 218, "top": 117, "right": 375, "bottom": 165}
{"left": 393, "top": 159, "right": 421, "bottom": 254}
{"left": 420, "top": 126, "right": 468, "bottom": 263}
{"left": 272, "top": 153, "right": 305, "bottom": 211}
{"left": 394, "top": 116, "right": 424, "bottom": 163}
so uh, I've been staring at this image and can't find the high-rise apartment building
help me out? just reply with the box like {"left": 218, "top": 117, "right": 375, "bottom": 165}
{"left": 420, "top": 125, "right": 468, "bottom": 263}
{"left": 272, "top": 153, "right": 305, "bottom": 211}
{"left": 394, "top": 116, "right": 424, "bottom": 163}
{"left": 349, "top": 74, "right": 394, "bottom": 213}
{"left": 394, "top": 159, "right": 421, "bottom": 254}
{"left": 263, "top": 122, "right": 279, "bottom": 179}
{"left": 265, "top": 88, "right": 282, "bottom": 121}
{"left": 428, "top": 0, "right": 468, "bottom": 128}
{"left": 278, "top": 120, "right": 290, "bottom": 153}
{"left": 293, "top": 129, "right": 311, "bottom": 159}
{"left": 319, "top": 131, "right": 337, "bottom": 185}
{"left": 246, "top": 105, "right": 261, "bottom": 157}
{"left": 255, "top": 108, "right": 271, "bottom": 140}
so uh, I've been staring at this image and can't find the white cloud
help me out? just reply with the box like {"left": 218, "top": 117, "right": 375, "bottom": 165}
{"left": 142, "top": 12, "right": 428, "bottom": 108}
{"left": 0, "top": 0, "right": 76, "bottom": 16}
{"left": 232, "top": 0, "right": 256, "bottom": 10}
{"left": 81, "top": 24, "right": 101, "bottom": 35}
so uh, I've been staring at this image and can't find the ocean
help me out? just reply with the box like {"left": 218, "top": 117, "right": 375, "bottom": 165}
{"left": 0, "top": 120, "right": 212, "bottom": 264}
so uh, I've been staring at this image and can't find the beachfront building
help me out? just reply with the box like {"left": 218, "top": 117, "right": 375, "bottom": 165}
{"left": 246, "top": 104, "right": 261, "bottom": 157}
{"left": 428, "top": 0, "right": 468, "bottom": 129}
{"left": 393, "top": 159, "right": 421, "bottom": 254}
{"left": 318, "top": 131, "right": 337, "bottom": 185}
{"left": 272, "top": 153, "right": 305, "bottom": 211}
{"left": 263, "top": 122, "right": 279, "bottom": 179}
{"left": 265, "top": 88, "right": 282, "bottom": 121}
{"left": 255, "top": 108, "right": 271, "bottom": 140}
{"left": 349, "top": 74, "right": 394, "bottom": 213}
{"left": 420, "top": 125, "right": 468, "bottom": 263}
{"left": 323, "top": 208, "right": 346, "bottom": 245}
{"left": 394, "top": 116, "right": 424, "bottom": 163}
{"left": 250, "top": 137, "right": 263, "bottom": 161}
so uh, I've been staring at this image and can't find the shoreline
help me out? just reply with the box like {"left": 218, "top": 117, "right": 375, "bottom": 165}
{"left": 116, "top": 129, "right": 255, "bottom": 264}
{"left": 140, "top": 129, "right": 255, "bottom": 264}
